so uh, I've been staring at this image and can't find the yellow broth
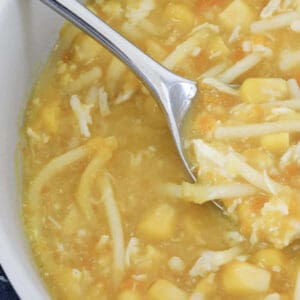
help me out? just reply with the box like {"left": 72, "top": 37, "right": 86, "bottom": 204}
{"left": 21, "top": 0, "right": 300, "bottom": 299}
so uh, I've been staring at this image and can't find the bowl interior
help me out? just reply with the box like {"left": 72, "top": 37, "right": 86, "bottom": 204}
{"left": 0, "top": 1, "right": 62, "bottom": 299}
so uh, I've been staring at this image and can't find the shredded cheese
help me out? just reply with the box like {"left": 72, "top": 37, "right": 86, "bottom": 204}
{"left": 265, "top": 99, "right": 300, "bottom": 110}
{"left": 260, "top": 0, "right": 281, "bottom": 19}
{"left": 228, "top": 25, "right": 241, "bottom": 43}
{"left": 181, "top": 182, "right": 257, "bottom": 204}
{"left": 98, "top": 87, "right": 111, "bottom": 116}
{"left": 192, "top": 139, "right": 284, "bottom": 194}
{"left": 279, "top": 142, "right": 300, "bottom": 169}
{"left": 263, "top": 170, "right": 277, "bottom": 195}
{"left": 202, "top": 78, "right": 239, "bottom": 96}
{"left": 99, "top": 172, "right": 125, "bottom": 284}
{"left": 215, "top": 120, "right": 300, "bottom": 139}
{"left": 189, "top": 246, "right": 242, "bottom": 277}
{"left": 125, "top": 237, "right": 140, "bottom": 267}
{"left": 163, "top": 31, "right": 208, "bottom": 70}
{"left": 251, "top": 11, "right": 300, "bottom": 33}
{"left": 218, "top": 53, "right": 262, "bottom": 84}
{"left": 115, "top": 88, "right": 135, "bottom": 105}
{"left": 198, "top": 63, "right": 227, "bottom": 80}
{"left": 70, "top": 95, "right": 93, "bottom": 138}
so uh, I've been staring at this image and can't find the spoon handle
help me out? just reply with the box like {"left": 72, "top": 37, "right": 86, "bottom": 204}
{"left": 40, "top": 0, "right": 197, "bottom": 181}
{"left": 40, "top": 0, "right": 189, "bottom": 109}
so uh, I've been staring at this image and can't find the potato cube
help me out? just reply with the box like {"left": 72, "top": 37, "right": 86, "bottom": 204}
{"left": 221, "top": 261, "right": 271, "bottom": 295}
{"left": 261, "top": 133, "right": 290, "bottom": 154}
{"left": 207, "top": 35, "right": 230, "bottom": 59}
{"left": 192, "top": 274, "right": 216, "bottom": 298}
{"left": 138, "top": 204, "right": 176, "bottom": 241}
{"left": 148, "top": 279, "right": 188, "bottom": 300}
{"left": 73, "top": 34, "right": 103, "bottom": 64}
{"left": 164, "top": 3, "right": 195, "bottom": 31}
{"left": 240, "top": 78, "right": 289, "bottom": 103}
{"left": 118, "top": 290, "right": 142, "bottom": 300}
{"left": 252, "top": 248, "right": 286, "bottom": 270}
{"left": 219, "top": 0, "right": 256, "bottom": 31}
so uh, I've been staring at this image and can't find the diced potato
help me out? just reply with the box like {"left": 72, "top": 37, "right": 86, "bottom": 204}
{"left": 261, "top": 133, "right": 290, "bottom": 154}
{"left": 148, "top": 279, "right": 188, "bottom": 300}
{"left": 240, "top": 78, "right": 289, "bottom": 103}
{"left": 192, "top": 274, "right": 216, "bottom": 298}
{"left": 164, "top": 3, "right": 195, "bottom": 31}
{"left": 72, "top": 34, "right": 103, "bottom": 64}
{"left": 207, "top": 35, "right": 230, "bottom": 59}
{"left": 252, "top": 248, "right": 286, "bottom": 270}
{"left": 221, "top": 261, "right": 271, "bottom": 295}
{"left": 219, "top": 0, "right": 256, "bottom": 31}
{"left": 138, "top": 204, "right": 176, "bottom": 241}
{"left": 118, "top": 290, "right": 142, "bottom": 300}
{"left": 40, "top": 101, "right": 60, "bottom": 134}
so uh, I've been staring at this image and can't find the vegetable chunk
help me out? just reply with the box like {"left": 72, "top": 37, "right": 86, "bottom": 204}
{"left": 148, "top": 279, "right": 188, "bottom": 300}
{"left": 219, "top": 0, "right": 256, "bottom": 31}
{"left": 164, "top": 3, "right": 195, "bottom": 31}
{"left": 240, "top": 78, "right": 289, "bottom": 103}
{"left": 138, "top": 204, "right": 176, "bottom": 241}
{"left": 261, "top": 133, "right": 290, "bottom": 154}
{"left": 221, "top": 261, "right": 271, "bottom": 295}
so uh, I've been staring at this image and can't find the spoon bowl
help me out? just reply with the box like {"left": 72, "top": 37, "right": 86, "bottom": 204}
{"left": 40, "top": 0, "right": 198, "bottom": 181}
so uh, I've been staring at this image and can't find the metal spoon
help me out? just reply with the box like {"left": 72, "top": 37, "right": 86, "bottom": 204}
{"left": 40, "top": 0, "right": 198, "bottom": 181}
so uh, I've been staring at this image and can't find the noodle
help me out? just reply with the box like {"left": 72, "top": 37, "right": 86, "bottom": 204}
{"left": 77, "top": 142, "right": 117, "bottom": 224}
{"left": 98, "top": 172, "right": 125, "bottom": 285}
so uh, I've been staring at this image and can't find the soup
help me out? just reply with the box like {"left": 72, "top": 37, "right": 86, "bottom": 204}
{"left": 21, "top": 0, "right": 300, "bottom": 299}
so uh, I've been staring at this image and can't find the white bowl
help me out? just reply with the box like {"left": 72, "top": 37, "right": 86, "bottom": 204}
{"left": 0, "top": 1, "right": 63, "bottom": 299}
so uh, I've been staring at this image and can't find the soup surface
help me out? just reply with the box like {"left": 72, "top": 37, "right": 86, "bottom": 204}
{"left": 21, "top": 0, "right": 300, "bottom": 299}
